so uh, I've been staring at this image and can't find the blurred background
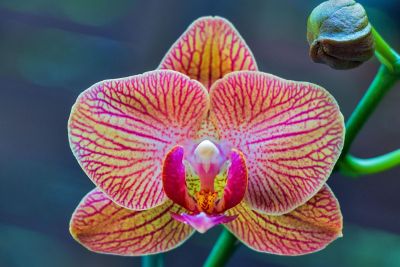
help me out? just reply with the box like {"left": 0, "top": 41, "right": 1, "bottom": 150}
{"left": 0, "top": 0, "right": 399, "bottom": 266}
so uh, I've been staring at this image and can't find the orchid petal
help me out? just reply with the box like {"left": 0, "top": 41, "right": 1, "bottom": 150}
{"left": 70, "top": 188, "right": 194, "bottom": 256}
{"left": 210, "top": 71, "right": 344, "bottom": 214}
{"left": 171, "top": 212, "right": 237, "bottom": 233}
{"left": 224, "top": 185, "right": 342, "bottom": 255}
{"left": 159, "top": 16, "right": 258, "bottom": 89}
{"left": 215, "top": 149, "right": 248, "bottom": 212}
{"left": 162, "top": 145, "right": 196, "bottom": 211}
{"left": 68, "top": 70, "right": 209, "bottom": 210}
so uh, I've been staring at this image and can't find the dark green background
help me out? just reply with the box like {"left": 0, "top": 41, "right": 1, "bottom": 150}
{"left": 1, "top": 0, "right": 399, "bottom": 266}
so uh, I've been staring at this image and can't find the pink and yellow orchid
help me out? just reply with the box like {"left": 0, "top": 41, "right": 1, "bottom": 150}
{"left": 69, "top": 17, "right": 345, "bottom": 256}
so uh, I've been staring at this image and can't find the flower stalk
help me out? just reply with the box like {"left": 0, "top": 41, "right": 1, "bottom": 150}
{"left": 142, "top": 255, "right": 164, "bottom": 267}
{"left": 340, "top": 149, "right": 400, "bottom": 177}
{"left": 339, "top": 26, "right": 400, "bottom": 162}
{"left": 340, "top": 64, "right": 398, "bottom": 158}
{"left": 203, "top": 228, "right": 239, "bottom": 267}
{"left": 373, "top": 27, "right": 400, "bottom": 73}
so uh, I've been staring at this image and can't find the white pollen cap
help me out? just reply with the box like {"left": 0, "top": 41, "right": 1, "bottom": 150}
{"left": 194, "top": 140, "right": 220, "bottom": 172}
{"left": 194, "top": 140, "right": 219, "bottom": 160}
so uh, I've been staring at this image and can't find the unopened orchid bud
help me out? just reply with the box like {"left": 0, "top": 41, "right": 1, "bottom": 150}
{"left": 307, "top": 0, "right": 374, "bottom": 69}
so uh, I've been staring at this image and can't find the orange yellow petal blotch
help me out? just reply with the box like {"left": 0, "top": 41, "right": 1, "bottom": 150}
{"left": 68, "top": 70, "right": 209, "bottom": 211}
{"left": 70, "top": 189, "right": 194, "bottom": 256}
{"left": 209, "top": 71, "right": 344, "bottom": 215}
{"left": 224, "top": 185, "right": 342, "bottom": 255}
{"left": 159, "top": 16, "right": 258, "bottom": 89}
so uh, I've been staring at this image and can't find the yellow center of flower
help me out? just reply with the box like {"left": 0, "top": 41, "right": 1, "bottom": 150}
{"left": 186, "top": 139, "right": 229, "bottom": 214}
{"left": 195, "top": 190, "right": 218, "bottom": 213}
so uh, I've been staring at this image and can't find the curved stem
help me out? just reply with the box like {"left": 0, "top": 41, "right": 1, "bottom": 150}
{"left": 340, "top": 65, "right": 398, "bottom": 158}
{"left": 203, "top": 228, "right": 239, "bottom": 267}
{"left": 339, "top": 27, "right": 400, "bottom": 166}
{"left": 372, "top": 27, "right": 400, "bottom": 73}
{"left": 142, "top": 255, "right": 164, "bottom": 267}
{"left": 339, "top": 149, "right": 400, "bottom": 176}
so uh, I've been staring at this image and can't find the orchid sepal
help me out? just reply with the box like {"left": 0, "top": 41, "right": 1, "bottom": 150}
{"left": 70, "top": 188, "right": 195, "bottom": 256}
{"left": 224, "top": 185, "right": 343, "bottom": 255}
{"left": 159, "top": 16, "right": 258, "bottom": 89}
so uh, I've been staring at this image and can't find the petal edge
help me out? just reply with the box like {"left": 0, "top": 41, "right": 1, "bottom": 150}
{"left": 70, "top": 188, "right": 194, "bottom": 256}
{"left": 159, "top": 16, "right": 258, "bottom": 89}
{"left": 224, "top": 185, "right": 342, "bottom": 255}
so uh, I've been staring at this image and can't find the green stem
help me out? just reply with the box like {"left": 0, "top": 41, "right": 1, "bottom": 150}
{"left": 339, "top": 149, "right": 400, "bottom": 176}
{"left": 203, "top": 228, "right": 239, "bottom": 267}
{"left": 372, "top": 27, "right": 400, "bottom": 73}
{"left": 338, "top": 27, "right": 400, "bottom": 168}
{"left": 142, "top": 254, "right": 163, "bottom": 267}
{"left": 340, "top": 65, "right": 398, "bottom": 158}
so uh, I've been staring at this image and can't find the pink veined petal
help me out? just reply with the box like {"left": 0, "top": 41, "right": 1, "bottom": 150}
{"left": 171, "top": 212, "right": 237, "bottom": 234}
{"left": 68, "top": 70, "right": 209, "bottom": 210}
{"left": 210, "top": 71, "right": 345, "bottom": 215}
{"left": 224, "top": 185, "right": 343, "bottom": 255}
{"left": 162, "top": 145, "right": 197, "bottom": 212}
{"left": 196, "top": 117, "right": 219, "bottom": 140}
{"left": 215, "top": 149, "right": 248, "bottom": 213}
{"left": 70, "top": 188, "right": 195, "bottom": 256}
{"left": 159, "top": 16, "right": 258, "bottom": 89}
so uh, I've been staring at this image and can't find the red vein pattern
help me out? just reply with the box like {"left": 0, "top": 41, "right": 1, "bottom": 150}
{"left": 68, "top": 70, "right": 209, "bottom": 210}
{"left": 70, "top": 189, "right": 194, "bottom": 255}
{"left": 225, "top": 185, "right": 342, "bottom": 255}
{"left": 159, "top": 16, "right": 257, "bottom": 89}
{"left": 210, "top": 71, "right": 344, "bottom": 215}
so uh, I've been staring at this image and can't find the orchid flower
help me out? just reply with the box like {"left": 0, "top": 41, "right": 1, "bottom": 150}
{"left": 69, "top": 17, "right": 345, "bottom": 256}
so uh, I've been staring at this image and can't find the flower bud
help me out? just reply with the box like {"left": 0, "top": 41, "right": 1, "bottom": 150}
{"left": 307, "top": 0, "right": 374, "bottom": 69}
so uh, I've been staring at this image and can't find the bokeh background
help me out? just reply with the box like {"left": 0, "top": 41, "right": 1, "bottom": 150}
{"left": 1, "top": 0, "right": 400, "bottom": 266}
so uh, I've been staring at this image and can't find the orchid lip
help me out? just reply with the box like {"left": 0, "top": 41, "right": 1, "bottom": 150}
{"left": 162, "top": 140, "right": 248, "bottom": 227}
{"left": 170, "top": 212, "right": 237, "bottom": 233}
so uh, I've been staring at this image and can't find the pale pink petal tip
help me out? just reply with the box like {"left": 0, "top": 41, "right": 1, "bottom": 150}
{"left": 171, "top": 212, "right": 237, "bottom": 233}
